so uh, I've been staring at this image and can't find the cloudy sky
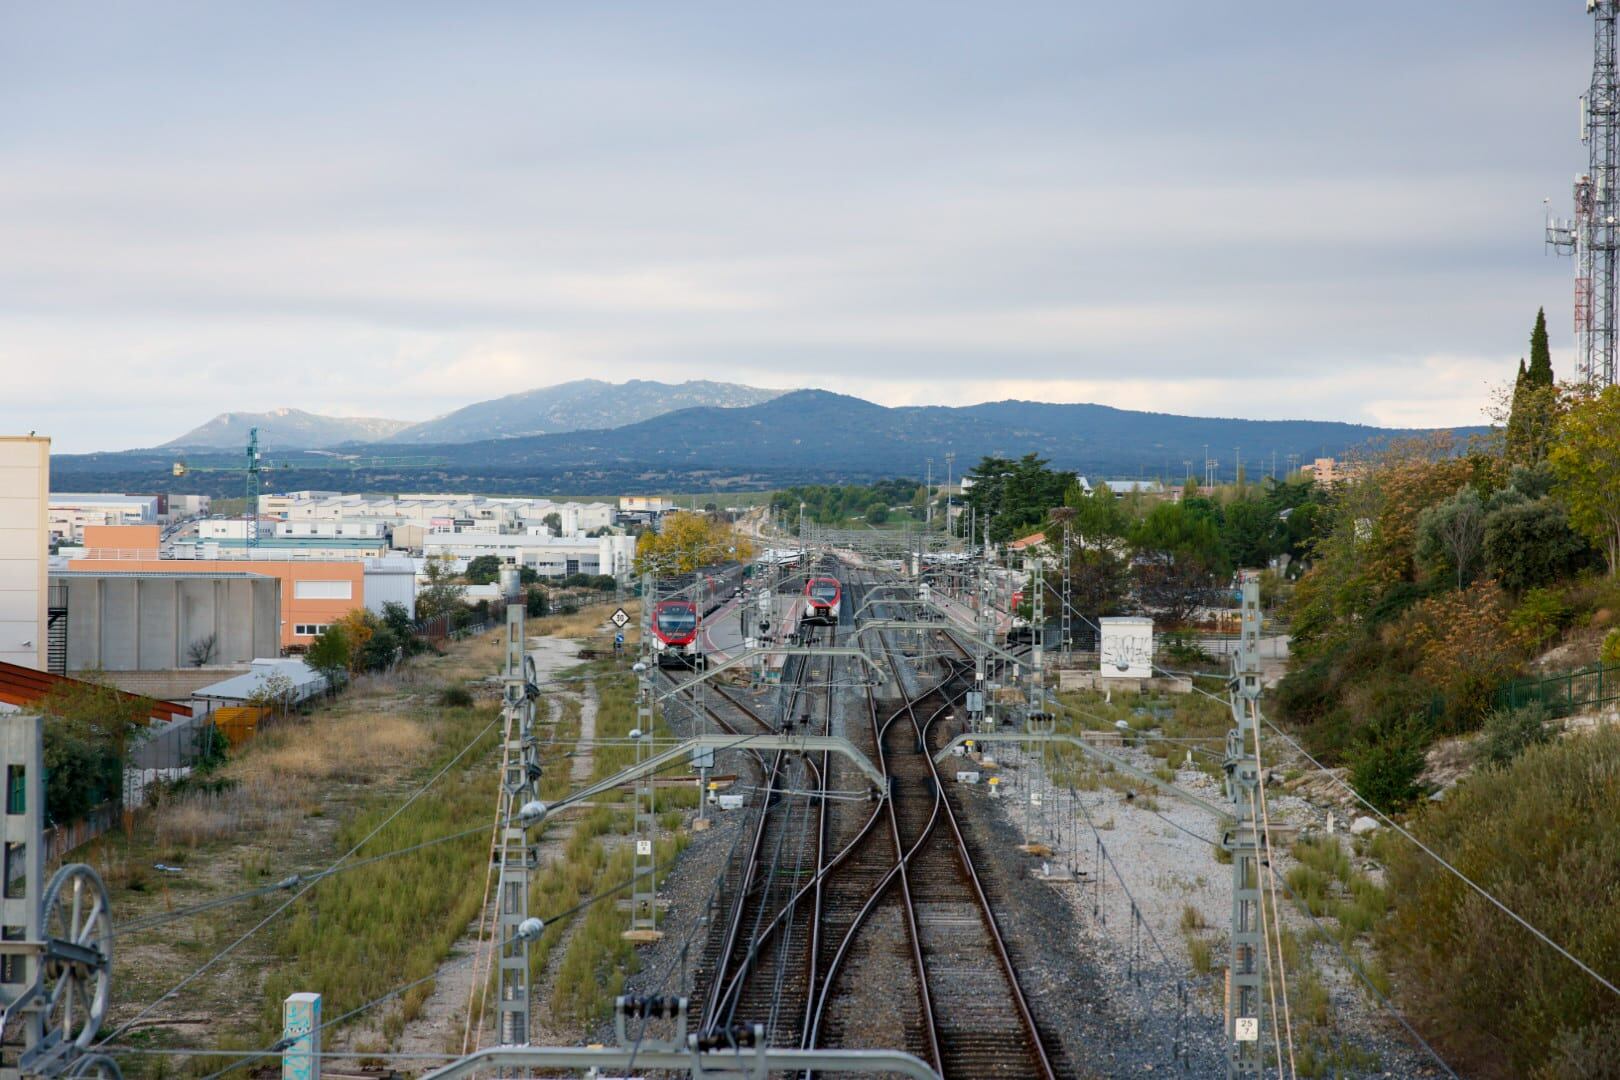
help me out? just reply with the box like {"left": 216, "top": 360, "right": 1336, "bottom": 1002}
{"left": 0, "top": 2, "right": 1592, "bottom": 451}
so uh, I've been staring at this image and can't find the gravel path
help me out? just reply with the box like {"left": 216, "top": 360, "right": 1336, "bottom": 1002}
{"left": 374, "top": 635, "right": 584, "bottom": 1057}
{"left": 962, "top": 731, "right": 1445, "bottom": 1078}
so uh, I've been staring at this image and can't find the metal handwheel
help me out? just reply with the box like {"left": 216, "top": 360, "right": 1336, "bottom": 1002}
{"left": 39, "top": 864, "right": 113, "bottom": 1049}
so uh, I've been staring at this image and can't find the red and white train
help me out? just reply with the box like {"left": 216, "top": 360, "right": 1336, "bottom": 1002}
{"left": 801, "top": 576, "right": 842, "bottom": 626}
{"left": 650, "top": 599, "right": 704, "bottom": 668}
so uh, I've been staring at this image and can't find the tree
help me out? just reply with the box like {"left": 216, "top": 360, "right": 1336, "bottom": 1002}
{"left": 1415, "top": 487, "right": 1486, "bottom": 589}
{"left": 866, "top": 504, "right": 889, "bottom": 525}
{"left": 36, "top": 675, "right": 150, "bottom": 824}
{"left": 247, "top": 670, "right": 296, "bottom": 722}
{"left": 416, "top": 554, "right": 468, "bottom": 619}
{"left": 186, "top": 632, "right": 218, "bottom": 667}
{"left": 1507, "top": 311, "right": 1561, "bottom": 464}
{"left": 960, "top": 454, "right": 1075, "bottom": 543}
{"left": 634, "top": 512, "right": 753, "bottom": 574}
{"left": 1484, "top": 499, "right": 1588, "bottom": 593}
{"left": 379, "top": 601, "right": 426, "bottom": 658}
{"left": 1548, "top": 385, "right": 1620, "bottom": 576}
{"left": 465, "top": 555, "right": 502, "bottom": 585}
{"left": 306, "top": 625, "right": 352, "bottom": 690}
{"left": 542, "top": 511, "right": 563, "bottom": 535}
{"left": 1528, "top": 307, "right": 1554, "bottom": 388}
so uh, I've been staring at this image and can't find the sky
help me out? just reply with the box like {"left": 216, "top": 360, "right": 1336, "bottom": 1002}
{"left": 0, "top": 2, "right": 1595, "bottom": 452}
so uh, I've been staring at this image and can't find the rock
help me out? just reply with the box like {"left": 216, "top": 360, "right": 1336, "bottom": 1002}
{"left": 1350, "top": 815, "right": 1379, "bottom": 836}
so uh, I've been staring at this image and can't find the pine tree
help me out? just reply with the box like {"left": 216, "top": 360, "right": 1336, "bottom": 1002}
{"left": 1528, "top": 307, "right": 1554, "bottom": 388}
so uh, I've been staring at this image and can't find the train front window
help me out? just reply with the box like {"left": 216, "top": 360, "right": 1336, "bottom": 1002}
{"left": 811, "top": 584, "right": 838, "bottom": 603}
{"left": 657, "top": 608, "right": 697, "bottom": 633}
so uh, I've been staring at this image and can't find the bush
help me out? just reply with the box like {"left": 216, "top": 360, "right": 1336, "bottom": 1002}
{"left": 1347, "top": 717, "right": 1429, "bottom": 812}
{"left": 439, "top": 685, "right": 474, "bottom": 708}
{"left": 1603, "top": 628, "right": 1620, "bottom": 668}
{"left": 1477, "top": 703, "right": 1552, "bottom": 769}
{"left": 1507, "top": 588, "right": 1570, "bottom": 650}
{"left": 1382, "top": 728, "right": 1620, "bottom": 1076}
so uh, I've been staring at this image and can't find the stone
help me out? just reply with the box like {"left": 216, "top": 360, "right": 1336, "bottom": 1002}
{"left": 1350, "top": 815, "right": 1379, "bottom": 836}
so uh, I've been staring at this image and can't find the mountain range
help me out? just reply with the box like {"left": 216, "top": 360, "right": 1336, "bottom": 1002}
{"left": 162, "top": 379, "right": 784, "bottom": 449}
{"left": 59, "top": 385, "right": 1482, "bottom": 497}
{"left": 162, "top": 408, "right": 412, "bottom": 449}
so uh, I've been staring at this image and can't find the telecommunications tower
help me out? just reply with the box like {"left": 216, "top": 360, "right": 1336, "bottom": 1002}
{"left": 1548, "top": 0, "right": 1620, "bottom": 387}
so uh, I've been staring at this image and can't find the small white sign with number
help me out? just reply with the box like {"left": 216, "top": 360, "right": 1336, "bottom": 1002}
{"left": 636, "top": 839, "right": 652, "bottom": 856}
{"left": 1234, "top": 1017, "right": 1259, "bottom": 1042}
{"left": 611, "top": 608, "right": 630, "bottom": 628}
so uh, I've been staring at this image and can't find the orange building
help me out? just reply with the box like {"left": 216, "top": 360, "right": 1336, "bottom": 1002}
{"left": 72, "top": 525, "right": 367, "bottom": 650}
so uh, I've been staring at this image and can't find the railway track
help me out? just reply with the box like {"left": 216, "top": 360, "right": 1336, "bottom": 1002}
{"left": 674, "top": 565, "right": 1064, "bottom": 1078}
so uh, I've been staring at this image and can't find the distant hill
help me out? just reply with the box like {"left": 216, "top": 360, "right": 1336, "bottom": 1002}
{"left": 387, "top": 379, "right": 786, "bottom": 444}
{"left": 58, "top": 390, "right": 1483, "bottom": 496}
{"left": 375, "top": 390, "right": 1477, "bottom": 478}
{"left": 163, "top": 408, "right": 411, "bottom": 450}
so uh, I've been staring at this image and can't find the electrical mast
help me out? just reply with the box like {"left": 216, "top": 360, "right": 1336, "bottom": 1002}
{"left": 245, "top": 427, "right": 263, "bottom": 549}
{"left": 1223, "top": 571, "right": 1266, "bottom": 1077}
{"left": 1548, "top": 0, "right": 1620, "bottom": 387}
{"left": 495, "top": 569, "right": 543, "bottom": 1045}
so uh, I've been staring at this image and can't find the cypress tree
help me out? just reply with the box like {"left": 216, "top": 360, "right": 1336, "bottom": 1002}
{"left": 1528, "top": 307, "right": 1554, "bottom": 388}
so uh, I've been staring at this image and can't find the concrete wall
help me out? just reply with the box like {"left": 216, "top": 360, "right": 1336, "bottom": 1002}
{"left": 0, "top": 437, "right": 49, "bottom": 670}
{"left": 94, "top": 666, "right": 249, "bottom": 701}
{"left": 66, "top": 556, "right": 365, "bottom": 649}
{"left": 57, "top": 573, "right": 281, "bottom": 670}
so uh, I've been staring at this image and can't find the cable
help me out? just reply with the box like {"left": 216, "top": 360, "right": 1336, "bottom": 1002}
{"left": 96, "top": 713, "right": 503, "bottom": 1048}
{"left": 1048, "top": 587, "right": 1620, "bottom": 1008}
{"left": 170, "top": 863, "right": 657, "bottom": 1080}
{"left": 1258, "top": 712, "right": 1620, "bottom": 1001}
{"left": 1142, "top": 804, "right": 1462, "bottom": 1080}
{"left": 1250, "top": 702, "right": 1297, "bottom": 1079}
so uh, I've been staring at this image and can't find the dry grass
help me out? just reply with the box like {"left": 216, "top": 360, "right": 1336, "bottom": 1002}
{"left": 532, "top": 600, "right": 640, "bottom": 647}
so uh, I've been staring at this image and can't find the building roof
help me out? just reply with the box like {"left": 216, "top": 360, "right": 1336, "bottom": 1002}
{"left": 194, "top": 659, "right": 327, "bottom": 703}
{"left": 1009, "top": 531, "right": 1047, "bottom": 551}
{"left": 0, "top": 662, "right": 191, "bottom": 721}
{"left": 50, "top": 570, "right": 272, "bottom": 581}
{"left": 200, "top": 536, "right": 387, "bottom": 550}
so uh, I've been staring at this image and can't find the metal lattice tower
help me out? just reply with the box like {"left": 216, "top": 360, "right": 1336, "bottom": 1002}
{"left": 244, "top": 427, "right": 263, "bottom": 549}
{"left": 629, "top": 572, "right": 660, "bottom": 936}
{"left": 495, "top": 574, "right": 540, "bottom": 1045}
{"left": 1548, "top": 1, "right": 1620, "bottom": 387}
{"left": 1223, "top": 571, "right": 1266, "bottom": 1077}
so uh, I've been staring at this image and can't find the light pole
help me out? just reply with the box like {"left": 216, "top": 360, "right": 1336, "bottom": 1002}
{"left": 945, "top": 451, "right": 955, "bottom": 538}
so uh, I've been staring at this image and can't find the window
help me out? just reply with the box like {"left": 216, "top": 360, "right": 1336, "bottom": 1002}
{"left": 293, "top": 579, "right": 352, "bottom": 600}
{"left": 293, "top": 624, "right": 329, "bottom": 637}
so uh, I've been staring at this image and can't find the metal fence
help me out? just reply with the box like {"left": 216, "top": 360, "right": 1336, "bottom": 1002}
{"left": 1496, "top": 663, "right": 1620, "bottom": 717}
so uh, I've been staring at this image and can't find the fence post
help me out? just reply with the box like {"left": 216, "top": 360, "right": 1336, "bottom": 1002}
{"left": 283, "top": 992, "right": 321, "bottom": 1080}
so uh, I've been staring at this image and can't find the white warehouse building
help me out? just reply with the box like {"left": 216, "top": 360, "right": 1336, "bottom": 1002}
{"left": 422, "top": 532, "right": 635, "bottom": 579}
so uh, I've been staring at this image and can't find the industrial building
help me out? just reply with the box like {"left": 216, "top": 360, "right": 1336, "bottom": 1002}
{"left": 48, "top": 493, "right": 161, "bottom": 544}
{"left": 0, "top": 436, "right": 49, "bottom": 671}
{"left": 420, "top": 531, "right": 635, "bottom": 579}
{"left": 70, "top": 525, "right": 369, "bottom": 649}
{"left": 47, "top": 570, "right": 280, "bottom": 697}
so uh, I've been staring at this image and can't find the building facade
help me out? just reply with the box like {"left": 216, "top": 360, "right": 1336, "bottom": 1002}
{"left": 0, "top": 436, "right": 49, "bottom": 670}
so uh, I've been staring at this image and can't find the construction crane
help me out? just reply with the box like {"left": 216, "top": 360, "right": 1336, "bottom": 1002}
{"left": 171, "top": 427, "right": 273, "bottom": 548}
{"left": 1547, "top": 0, "right": 1620, "bottom": 387}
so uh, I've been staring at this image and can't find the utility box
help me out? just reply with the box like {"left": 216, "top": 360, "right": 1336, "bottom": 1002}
{"left": 956, "top": 771, "right": 981, "bottom": 784}
{"left": 1099, "top": 616, "right": 1155, "bottom": 679}
{"left": 717, "top": 794, "right": 745, "bottom": 811}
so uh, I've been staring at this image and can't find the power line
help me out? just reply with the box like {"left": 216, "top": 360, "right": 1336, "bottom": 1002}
{"left": 1141, "top": 803, "right": 1461, "bottom": 1080}
{"left": 95, "top": 713, "right": 504, "bottom": 1049}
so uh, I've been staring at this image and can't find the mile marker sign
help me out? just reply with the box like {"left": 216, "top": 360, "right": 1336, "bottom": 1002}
{"left": 610, "top": 608, "right": 631, "bottom": 629}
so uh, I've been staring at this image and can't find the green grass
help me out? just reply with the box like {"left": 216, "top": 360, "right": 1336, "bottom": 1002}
{"left": 256, "top": 704, "right": 502, "bottom": 1044}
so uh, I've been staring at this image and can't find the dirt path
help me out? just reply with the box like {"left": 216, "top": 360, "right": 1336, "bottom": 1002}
{"left": 365, "top": 635, "right": 588, "bottom": 1057}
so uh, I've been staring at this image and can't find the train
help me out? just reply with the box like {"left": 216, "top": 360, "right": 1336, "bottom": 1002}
{"left": 650, "top": 598, "right": 705, "bottom": 668}
{"left": 801, "top": 576, "right": 843, "bottom": 626}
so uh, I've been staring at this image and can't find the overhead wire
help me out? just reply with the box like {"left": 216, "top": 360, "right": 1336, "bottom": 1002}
{"left": 1048, "top": 586, "right": 1620, "bottom": 1007}
{"left": 1141, "top": 803, "right": 1462, "bottom": 1080}
{"left": 95, "top": 711, "right": 503, "bottom": 1049}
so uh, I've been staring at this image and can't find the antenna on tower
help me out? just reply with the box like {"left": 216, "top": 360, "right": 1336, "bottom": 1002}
{"left": 1549, "top": 0, "right": 1619, "bottom": 387}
